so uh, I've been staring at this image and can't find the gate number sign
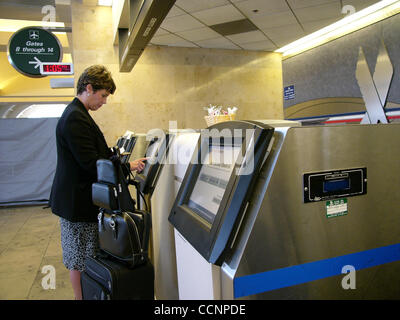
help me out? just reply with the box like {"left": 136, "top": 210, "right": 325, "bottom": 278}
{"left": 7, "top": 26, "right": 63, "bottom": 78}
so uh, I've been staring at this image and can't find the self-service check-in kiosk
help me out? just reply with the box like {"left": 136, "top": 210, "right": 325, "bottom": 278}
{"left": 150, "top": 130, "right": 200, "bottom": 299}
{"left": 132, "top": 129, "right": 202, "bottom": 299}
{"left": 133, "top": 131, "right": 170, "bottom": 267}
{"left": 169, "top": 121, "right": 400, "bottom": 299}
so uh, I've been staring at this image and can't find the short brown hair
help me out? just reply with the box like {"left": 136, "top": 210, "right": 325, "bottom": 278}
{"left": 76, "top": 65, "right": 116, "bottom": 95}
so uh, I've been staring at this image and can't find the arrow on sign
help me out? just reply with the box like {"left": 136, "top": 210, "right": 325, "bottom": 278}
{"left": 28, "top": 56, "right": 42, "bottom": 69}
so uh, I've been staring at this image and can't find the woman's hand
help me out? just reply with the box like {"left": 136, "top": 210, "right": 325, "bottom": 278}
{"left": 129, "top": 157, "right": 147, "bottom": 172}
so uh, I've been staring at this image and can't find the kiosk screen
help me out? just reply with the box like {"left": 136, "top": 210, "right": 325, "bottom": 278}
{"left": 142, "top": 138, "right": 161, "bottom": 176}
{"left": 187, "top": 144, "right": 241, "bottom": 224}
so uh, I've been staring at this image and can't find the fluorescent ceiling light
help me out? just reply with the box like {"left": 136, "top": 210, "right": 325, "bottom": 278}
{"left": 0, "top": 19, "right": 65, "bottom": 33}
{"left": 98, "top": 0, "right": 113, "bottom": 6}
{"left": 276, "top": 0, "right": 400, "bottom": 59}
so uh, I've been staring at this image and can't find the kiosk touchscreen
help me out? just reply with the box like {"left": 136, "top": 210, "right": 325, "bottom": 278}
{"left": 116, "top": 131, "right": 137, "bottom": 164}
{"left": 187, "top": 144, "right": 242, "bottom": 225}
{"left": 169, "top": 121, "right": 274, "bottom": 265}
{"left": 135, "top": 132, "right": 170, "bottom": 195}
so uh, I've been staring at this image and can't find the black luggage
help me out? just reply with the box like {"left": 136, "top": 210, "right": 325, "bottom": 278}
{"left": 97, "top": 209, "right": 150, "bottom": 268}
{"left": 81, "top": 255, "right": 154, "bottom": 300}
{"left": 85, "top": 150, "right": 154, "bottom": 300}
{"left": 93, "top": 158, "right": 151, "bottom": 268}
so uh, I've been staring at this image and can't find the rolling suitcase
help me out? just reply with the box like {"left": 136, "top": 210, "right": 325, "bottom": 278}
{"left": 81, "top": 255, "right": 154, "bottom": 300}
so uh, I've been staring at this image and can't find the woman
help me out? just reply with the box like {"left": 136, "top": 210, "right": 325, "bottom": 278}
{"left": 49, "top": 65, "right": 146, "bottom": 299}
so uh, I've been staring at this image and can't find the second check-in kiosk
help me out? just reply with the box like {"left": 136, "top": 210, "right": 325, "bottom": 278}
{"left": 169, "top": 120, "right": 400, "bottom": 299}
{"left": 150, "top": 130, "right": 200, "bottom": 299}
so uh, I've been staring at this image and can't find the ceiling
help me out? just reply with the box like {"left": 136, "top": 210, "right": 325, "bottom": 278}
{"left": 151, "top": 0, "right": 381, "bottom": 50}
{"left": 0, "top": 0, "right": 382, "bottom": 54}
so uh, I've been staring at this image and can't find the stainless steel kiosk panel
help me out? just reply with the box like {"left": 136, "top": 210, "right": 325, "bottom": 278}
{"left": 221, "top": 123, "right": 400, "bottom": 299}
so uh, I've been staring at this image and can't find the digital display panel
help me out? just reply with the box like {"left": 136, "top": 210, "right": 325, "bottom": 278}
{"left": 40, "top": 63, "right": 73, "bottom": 75}
{"left": 304, "top": 168, "right": 366, "bottom": 203}
{"left": 323, "top": 179, "right": 350, "bottom": 193}
{"left": 187, "top": 144, "right": 241, "bottom": 225}
{"left": 43, "top": 64, "right": 71, "bottom": 73}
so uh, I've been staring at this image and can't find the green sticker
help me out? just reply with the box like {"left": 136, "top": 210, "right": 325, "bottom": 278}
{"left": 326, "top": 198, "right": 348, "bottom": 218}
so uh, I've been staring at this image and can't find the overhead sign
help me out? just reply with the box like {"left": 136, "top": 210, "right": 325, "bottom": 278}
{"left": 7, "top": 26, "right": 63, "bottom": 78}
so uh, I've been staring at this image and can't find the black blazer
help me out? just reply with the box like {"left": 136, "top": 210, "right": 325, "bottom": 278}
{"left": 49, "top": 98, "right": 112, "bottom": 222}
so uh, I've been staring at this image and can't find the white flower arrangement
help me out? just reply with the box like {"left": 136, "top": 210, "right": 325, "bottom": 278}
{"left": 203, "top": 104, "right": 238, "bottom": 126}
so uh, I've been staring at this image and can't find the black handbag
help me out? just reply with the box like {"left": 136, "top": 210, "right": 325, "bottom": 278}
{"left": 97, "top": 209, "right": 150, "bottom": 267}
{"left": 92, "top": 157, "right": 151, "bottom": 268}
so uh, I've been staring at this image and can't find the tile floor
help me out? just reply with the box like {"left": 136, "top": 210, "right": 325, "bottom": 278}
{"left": 0, "top": 205, "right": 74, "bottom": 300}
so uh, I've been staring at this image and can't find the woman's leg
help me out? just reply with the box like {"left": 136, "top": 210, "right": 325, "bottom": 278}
{"left": 70, "top": 270, "right": 82, "bottom": 300}
{"left": 59, "top": 217, "right": 98, "bottom": 300}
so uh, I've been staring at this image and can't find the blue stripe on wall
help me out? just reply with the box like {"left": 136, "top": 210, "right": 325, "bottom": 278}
{"left": 286, "top": 108, "right": 400, "bottom": 121}
{"left": 234, "top": 243, "right": 400, "bottom": 298}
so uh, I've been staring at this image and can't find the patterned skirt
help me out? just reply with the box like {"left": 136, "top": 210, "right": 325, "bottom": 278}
{"left": 59, "top": 217, "right": 99, "bottom": 272}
